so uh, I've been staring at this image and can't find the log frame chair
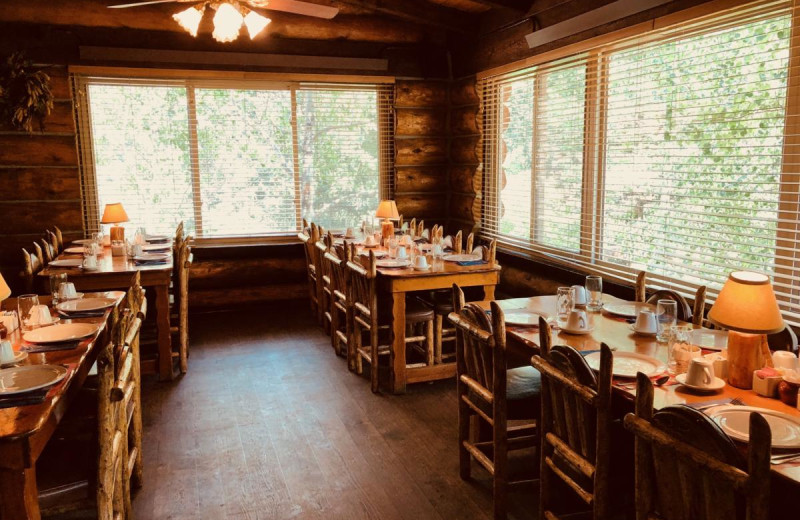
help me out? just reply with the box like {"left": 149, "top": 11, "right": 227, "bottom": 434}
{"left": 531, "top": 317, "right": 614, "bottom": 520}
{"left": 623, "top": 373, "right": 771, "bottom": 520}
{"left": 347, "top": 250, "right": 435, "bottom": 392}
{"left": 40, "top": 236, "right": 55, "bottom": 264}
{"left": 449, "top": 284, "right": 539, "bottom": 520}
{"left": 635, "top": 271, "right": 647, "bottom": 303}
{"left": 20, "top": 246, "right": 43, "bottom": 294}
{"left": 316, "top": 232, "right": 335, "bottom": 337}
{"left": 645, "top": 289, "right": 692, "bottom": 323}
{"left": 53, "top": 226, "right": 64, "bottom": 253}
{"left": 298, "top": 222, "right": 321, "bottom": 320}
{"left": 125, "top": 272, "right": 146, "bottom": 490}
{"left": 169, "top": 239, "right": 192, "bottom": 374}
{"left": 326, "top": 244, "right": 352, "bottom": 358}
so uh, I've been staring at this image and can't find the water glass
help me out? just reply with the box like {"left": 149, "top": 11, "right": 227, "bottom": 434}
{"left": 387, "top": 237, "right": 398, "bottom": 258}
{"left": 585, "top": 275, "right": 603, "bottom": 311}
{"left": 656, "top": 299, "right": 678, "bottom": 343}
{"left": 49, "top": 273, "right": 68, "bottom": 305}
{"left": 557, "top": 286, "right": 575, "bottom": 323}
{"left": 18, "top": 294, "right": 40, "bottom": 331}
{"left": 666, "top": 324, "right": 695, "bottom": 375}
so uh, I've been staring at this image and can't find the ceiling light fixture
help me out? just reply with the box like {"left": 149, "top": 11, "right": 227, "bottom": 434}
{"left": 172, "top": 1, "right": 272, "bottom": 43}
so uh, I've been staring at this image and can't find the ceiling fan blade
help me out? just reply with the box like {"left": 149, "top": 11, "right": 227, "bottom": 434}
{"left": 108, "top": 0, "right": 182, "bottom": 8}
{"left": 249, "top": 0, "right": 339, "bottom": 19}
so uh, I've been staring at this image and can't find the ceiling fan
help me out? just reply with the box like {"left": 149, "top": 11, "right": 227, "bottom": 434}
{"left": 108, "top": 0, "right": 340, "bottom": 42}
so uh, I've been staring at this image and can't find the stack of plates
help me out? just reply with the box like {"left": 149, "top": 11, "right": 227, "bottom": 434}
{"left": 133, "top": 253, "right": 171, "bottom": 265}
{"left": 145, "top": 234, "right": 170, "bottom": 244}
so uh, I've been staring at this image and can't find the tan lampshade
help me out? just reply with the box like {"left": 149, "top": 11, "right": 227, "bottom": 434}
{"left": 375, "top": 200, "right": 399, "bottom": 220}
{"left": 708, "top": 271, "right": 784, "bottom": 334}
{"left": 0, "top": 273, "right": 10, "bottom": 301}
{"left": 100, "top": 203, "right": 129, "bottom": 224}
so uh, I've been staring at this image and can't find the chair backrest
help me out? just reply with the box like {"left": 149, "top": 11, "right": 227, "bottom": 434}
{"left": 635, "top": 271, "right": 647, "bottom": 302}
{"left": 409, "top": 218, "right": 416, "bottom": 235}
{"left": 448, "top": 284, "right": 507, "bottom": 411}
{"left": 646, "top": 289, "right": 692, "bottom": 322}
{"left": 417, "top": 220, "right": 424, "bottom": 237}
{"left": 174, "top": 221, "right": 185, "bottom": 249}
{"left": 20, "top": 247, "right": 42, "bottom": 294}
{"left": 624, "top": 373, "right": 770, "bottom": 520}
{"left": 299, "top": 223, "right": 320, "bottom": 272}
{"left": 767, "top": 325, "right": 798, "bottom": 354}
{"left": 692, "top": 286, "right": 707, "bottom": 328}
{"left": 531, "top": 318, "right": 614, "bottom": 518}
{"left": 347, "top": 250, "right": 378, "bottom": 328}
{"left": 327, "top": 245, "right": 350, "bottom": 304}
{"left": 465, "top": 233, "right": 474, "bottom": 253}
{"left": 454, "top": 230, "right": 463, "bottom": 254}
{"left": 45, "top": 230, "right": 59, "bottom": 256}
{"left": 40, "top": 237, "right": 54, "bottom": 264}
{"left": 52, "top": 227, "right": 64, "bottom": 253}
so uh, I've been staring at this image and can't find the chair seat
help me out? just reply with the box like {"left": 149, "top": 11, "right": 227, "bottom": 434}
{"left": 377, "top": 298, "right": 435, "bottom": 323}
{"left": 470, "top": 366, "right": 541, "bottom": 421}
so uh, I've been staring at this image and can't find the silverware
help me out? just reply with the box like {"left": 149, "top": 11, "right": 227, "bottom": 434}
{"left": 770, "top": 453, "right": 800, "bottom": 465}
{"left": 653, "top": 375, "right": 669, "bottom": 387}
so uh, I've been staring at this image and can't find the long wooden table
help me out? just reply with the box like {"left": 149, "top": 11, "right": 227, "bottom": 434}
{"left": 485, "top": 294, "right": 800, "bottom": 485}
{"left": 0, "top": 292, "right": 123, "bottom": 520}
{"left": 376, "top": 258, "right": 500, "bottom": 393}
{"left": 39, "top": 248, "right": 174, "bottom": 380}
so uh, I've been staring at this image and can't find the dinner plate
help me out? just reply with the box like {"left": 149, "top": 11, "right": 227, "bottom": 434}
{"left": 360, "top": 249, "right": 388, "bottom": 258}
{"left": 145, "top": 235, "right": 170, "bottom": 243}
{"left": 23, "top": 323, "right": 98, "bottom": 344}
{"left": 63, "top": 246, "right": 84, "bottom": 254}
{"left": 603, "top": 302, "right": 655, "bottom": 319}
{"left": 0, "top": 365, "right": 67, "bottom": 396}
{"left": 707, "top": 406, "right": 800, "bottom": 449}
{"left": 142, "top": 243, "right": 171, "bottom": 252}
{"left": 675, "top": 374, "right": 726, "bottom": 392}
{"left": 629, "top": 324, "right": 657, "bottom": 337}
{"left": 133, "top": 253, "right": 170, "bottom": 262}
{"left": 0, "top": 351, "right": 28, "bottom": 368}
{"left": 49, "top": 259, "right": 84, "bottom": 268}
{"left": 585, "top": 351, "right": 665, "bottom": 379}
{"left": 57, "top": 297, "right": 116, "bottom": 313}
{"left": 413, "top": 265, "right": 431, "bottom": 271}
{"left": 442, "top": 253, "right": 482, "bottom": 262}
{"left": 504, "top": 310, "right": 547, "bottom": 327}
{"left": 376, "top": 258, "right": 411, "bottom": 268}
{"left": 690, "top": 329, "right": 728, "bottom": 351}
{"left": 70, "top": 239, "right": 94, "bottom": 245}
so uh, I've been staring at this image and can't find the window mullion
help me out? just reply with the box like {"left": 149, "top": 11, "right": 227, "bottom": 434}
{"left": 530, "top": 73, "right": 541, "bottom": 243}
{"left": 290, "top": 88, "right": 302, "bottom": 231}
{"left": 580, "top": 51, "right": 607, "bottom": 263}
{"left": 186, "top": 85, "right": 204, "bottom": 238}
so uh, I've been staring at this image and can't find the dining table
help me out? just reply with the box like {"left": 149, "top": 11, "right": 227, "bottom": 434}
{"left": 38, "top": 247, "right": 174, "bottom": 380}
{"left": 357, "top": 245, "right": 501, "bottom": 394}
{"left": 0, "top": 291, "right": 123, "bottom": 520}
{"left": 480, "top": 294, "right": 800, "bottom": 487}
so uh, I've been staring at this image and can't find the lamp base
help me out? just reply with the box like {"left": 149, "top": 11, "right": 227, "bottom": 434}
{"left": 381, "top": 219, "right": 394, "bottom": 242}
{"left": 727, "top": 331, "right": 770, "bottom": 389}
{"left": 109, "top": 225, "right": 125, "bottom": 243}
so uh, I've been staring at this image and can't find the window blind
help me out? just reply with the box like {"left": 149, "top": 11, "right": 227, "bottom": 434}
{"left": 479, "top": 0, "right": 800, "bottom": 323}
{"left": 73, "top": 76, "right": 394, "bottom": 240}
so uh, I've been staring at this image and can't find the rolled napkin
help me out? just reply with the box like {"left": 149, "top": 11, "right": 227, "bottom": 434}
{"left": 456, "top": 260, "right": 488, "bottom": 266}
{"left": 443, "top": 236, "right": 452, "bottom": 249}
{"left": 28, "top": 305, "right": 53, "bottom": 327}
{"left": 0, "top": 311, "right": 19, "bottom": 333}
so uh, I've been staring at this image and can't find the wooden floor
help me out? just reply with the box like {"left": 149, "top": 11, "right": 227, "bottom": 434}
{"left": 132, "top": 301, "right": 538, "bottom": 520}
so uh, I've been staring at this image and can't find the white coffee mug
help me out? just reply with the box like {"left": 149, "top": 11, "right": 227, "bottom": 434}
{"left": 59, "top": 282, "right": 78, "bottom": 300}
{"left": 773, "top": 351, "right": 799, "bottom": 371}
{"left": 565, "top": 309, "right": 589, "bottom": 331}
{"left": 30, "top": 305, "right": 52, "bottom": 326}
{"left": 0, "top": 340, "right": 15, "bottom": 364}
{"left": 364, "top": 235, "right": 376, "bottom": 246}
{"left": 685, "top": 357, "right": 715, "bottom": 387}
{"left": 571, "top": 285, "right": 588, "bottom": 306}
{"left": 414, "top": 255, "right": 428, "bottom": 269}
{"left": 634, "top": 310, "right": 658, "bottom": 333}
{"left": 396, "top": 246, "right": 407, "bottom": 259}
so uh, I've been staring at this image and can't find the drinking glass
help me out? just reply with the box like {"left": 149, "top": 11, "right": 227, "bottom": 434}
{"left": 18, "top": 294, "right": 40, "bottom": 331}
{"left": 585, "top": 275, "right": 603, "bottom": 311}
{"left": 656, "top": 299, "right": 678, "bottom": 343}
{"left": 557, "top": 286, "right": 575, "bottom": 323}
{"left": 667, "top": 324, "right": 694, "bottom": 375}
{"left": 387, "top": 237, "right": 398, "bottom": 258}
{"left": 49, "top": 273, "right": 68, "bottom": 305}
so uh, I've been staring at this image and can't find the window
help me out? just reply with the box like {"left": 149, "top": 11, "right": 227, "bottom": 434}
{"left": 480, "top": 0, "right": 800, "bottom": 322}
{"left": 74, "top": 76, "right": 394, "bottom": 240}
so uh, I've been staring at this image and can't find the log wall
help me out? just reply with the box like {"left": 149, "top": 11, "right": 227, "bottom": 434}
{"left": 447, "top": 77, "right": 481, "bottom": 235}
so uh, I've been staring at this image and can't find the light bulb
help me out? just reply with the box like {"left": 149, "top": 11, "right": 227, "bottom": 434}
{"left": 244, "top": 10, "right": 271, "bottom": 39}
{"left": 172, "top": 6, "right": 204, "bottom": 37}
{"left": 212, "top": 2, "right": 244, "bottom": 43}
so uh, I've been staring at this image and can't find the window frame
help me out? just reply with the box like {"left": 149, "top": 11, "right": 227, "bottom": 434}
{"left": 71, "top": 69, "right": 395, "bottom": 245}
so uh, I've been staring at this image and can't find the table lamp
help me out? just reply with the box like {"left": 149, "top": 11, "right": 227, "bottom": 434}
{"left": 100, "top": 203, "right": 129, "bottom": 244}
{"left": 708, "top": 271, "right": 784, "bottom": 389}
{"left": 375, "top": 200, "right": 399, "bottom": 242}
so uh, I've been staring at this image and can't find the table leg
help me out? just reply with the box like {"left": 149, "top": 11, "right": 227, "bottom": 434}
{"left": 484, "top": 284, "right": 496, "bottom": 301}
{"left": 391, "top": 292, "right": 407, "bottom": 394}
{"left": 154, "top": 283, "right": 174, "bottom": 381}
{"left": 0, "top": 467, "right": 40, "bottom": 520}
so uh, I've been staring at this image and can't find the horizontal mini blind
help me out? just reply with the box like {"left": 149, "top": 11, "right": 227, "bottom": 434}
{"left": 479, "top": 0, "right": 800, "bottom": 323}
{"left": 73, "top": 76, "right": 393, "bottom": 240}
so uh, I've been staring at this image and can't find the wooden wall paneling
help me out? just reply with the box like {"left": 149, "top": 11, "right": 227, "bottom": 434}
{"left": 395, "top": 137, "right": 449, "bottom": 165}
{"left": 396, "top": 166, "right": 449, "bottom": 193}
{"left": 0, "top": 167, "right": 80, "bottom": 200}
{"left": 395, "top": 108, "right": 448, "bottom": 136}
{"left": 447, "top": 76, "right": 481, "bottom": 232}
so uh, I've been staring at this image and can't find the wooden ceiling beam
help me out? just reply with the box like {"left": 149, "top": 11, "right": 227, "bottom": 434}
{"left": 333, "top": 0, "right": 475, "bottom": 33}
{"left": 466, "top": 0, "right": 533, "bottom": 11}
{"left": 0, "top": 0, "right": 431, "bottom": 43}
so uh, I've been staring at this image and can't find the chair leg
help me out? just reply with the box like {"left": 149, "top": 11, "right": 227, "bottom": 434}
{"left": 458, "top": 393, "right": 471, "bottom": 480}
{"left": 370, "top": 325, "right": 379, "bottom": 393}
{"left": 354, "top": 321, "right": 363, "bottom": 375}
{"left": 493, "top": 430, "right": 508, "bottom": 520}
{"left": 434, "top": 314, "right": 443, "bottom": 364}
{"left": 426, "top": 319, "right": 434, "bottom": 366}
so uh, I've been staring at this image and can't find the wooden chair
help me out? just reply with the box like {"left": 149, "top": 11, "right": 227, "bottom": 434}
{"left": 448, "top": 284, "right": 540, "bottom": 520}
{"left": 417, "top": 220, "right": 425, "bottom": 237}
{"left": 40, "top": 236, "right": 55, "bottom": 264}
{"left": 20, "top": 246, "right": 43, "bottom": 294}
{"left": 327, "top": 244, "right": 352, "bottom": 359}
{"left": 623, "top": 373, "right": 771, "bottom": 520}
{"left": 692, "top": 286, "right": 707, "bottom": 328}
{"left": 53, "top": 226, "right": 64, "bottom": 252}
{"left": 645, "top": 289, "right": 692, "bottom": 323}
{"left": 38, "top": 309, "right": 143, "bottom": 520}
{"left": 125, "top": 272, "right": 146, "bottom": 489}
{"left": 409, "top": 218, "right": 416, "bottom": 235}
{"left": 171, "top": 239, "right": 192, "bottom": 374}
{"left": 465, "top": 232, "right": 474, "bottom": 253}
{"left": 531, "top": 318, "right": 614, "bottom": 520}
{"left": 347, "top": 250, "right": 435, "bottom": 392}
{"left": 298, "top": 223, "right": 321, "bottom": 320}
{"left": 45, "top": 229, "right": 60, "bottom": 257}
{"left": 635, "top": 271, "right": 647, "bottom": 302}
{"left": 316, "top": 232, "right": 334, "bottom": 336}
